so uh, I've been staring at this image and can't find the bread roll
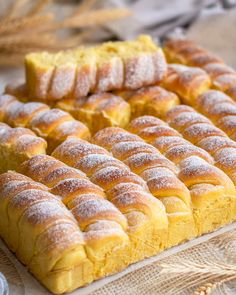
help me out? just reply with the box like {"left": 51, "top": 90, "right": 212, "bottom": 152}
{"left": 161, "top": 64, "right": 211, "bottom": 104}
{"left": 0, "top": 94, "right": 90, "bottom": 152}
{"left": 25, "top": 35, "right": 167, "bottom": 101}
{"left": 0, "top": 171, "right": 94, "bottom": 294}
{"left": 163, "top": 38, "right": 236, "bottom": 98}
{"left": 0, "top": 123, "right": 47, "bottom": 173}
{"left": 166, "top": 105, "right": 236, "bottom": 198}
{"left": 115, "top": 86, "right": 180, "bottom": 119}
{"left": 20, "top": 154, "right": 132, "bottom": 278}
{"left": 92, "top": 127, "right": 197, "bottom": 246}
{"left": 195, "top": 90, "right": 236, "bottom": 141}
{"left": 127, "top": 115, "right": 236, "bottom": 234}
{"left": 56, "top": 93, "right": 131, "bottom": 134}
{"left": 52, "top": 137, "right": 169, "bottom": 262}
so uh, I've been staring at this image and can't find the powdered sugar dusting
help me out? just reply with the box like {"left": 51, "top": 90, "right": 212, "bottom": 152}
{"left": 111, "top": 141, "right": 157, "bottom": 160}
{"left": 128, "top": 115, "right": 164, "bottom": 133}
{"left": 183, "top": 123, "right": 226, "bottom": 143}
{"left": 171, "top": 112, "right": 210, "bottom": 130}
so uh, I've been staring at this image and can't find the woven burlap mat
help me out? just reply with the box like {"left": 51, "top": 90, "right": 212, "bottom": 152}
{"left": 1, "top": 224, "right": 236, "bottom": 295}
{"left": 90, "top": 229, "right": 236, "bottom": 295}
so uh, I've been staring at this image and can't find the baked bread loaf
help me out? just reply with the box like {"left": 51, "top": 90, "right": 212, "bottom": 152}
{"left": 25, "top": 35, "right": 167, "bottom": 101}
{"left": 0, "top": 122, "right": 46, "bottom": 173}
{"left": 51, "top": 137, "right": 169, "bottom": 262}
{"left": 127, "top": 116, "right": 236, "bottom": 233}
{"left": 161, "top": 64, "right": 211, "bottom": 104}
{"left": 166, "top": 105, "right": 236, "bottom": 191}
{"left": 115, "top": 86, "right": 180, "bottom": 119}
{"left": 20, "top": 155, "right": 133, "bottom": 279}
{"left": 56, "top": 93, "right": 131, "bottom": 134}
{"left": 195, "top": 90, "right": 236, "bottom": 141}
{"left": 0, "top": 94, "right": 90, "bottom": 152}
{"left": 163, "top": 38, "right": 236, "bottom": 100}
{"left": 92, "top": 127, "right": 196, "bottom": 246}
{"left": 0, "top": 171, "right": 94, "bottom": 294}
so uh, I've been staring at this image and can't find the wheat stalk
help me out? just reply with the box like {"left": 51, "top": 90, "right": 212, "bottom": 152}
{"left": 0, "top": 0, "right": 131, "bottom": 66}
{"left": 192, "top": 275, "right": 236, "bottom": 295}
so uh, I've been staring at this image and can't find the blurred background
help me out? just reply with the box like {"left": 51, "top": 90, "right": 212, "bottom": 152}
{"left": 0, "top": 0, "right": 236, "bottom": 91}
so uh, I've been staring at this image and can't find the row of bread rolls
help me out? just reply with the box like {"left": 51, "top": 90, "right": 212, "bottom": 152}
{"left": 0, "top": 171, "right": 93, "bottom": 294}
{"left": 126, "top": 115, "right": 236, "bottom": 233}
{"left": 157, "top": 64, "right": 236, "bottom": 142}
{"left": 25, "top": 35, "right": 167, "bottom": 101}
{"left": 163, "top": 38, "right": 236, "bottom": 102}
{"left": 92, "top": 126, "right": 196, "bottom": 246}
{"left": 93, "top": 124, "right": 236, "bottom": 235}
{"left": 0, "top": 94, "right": 90, "bottom": 152}
{"left": 0, "top": 107, "right": 236, "bottom": 293}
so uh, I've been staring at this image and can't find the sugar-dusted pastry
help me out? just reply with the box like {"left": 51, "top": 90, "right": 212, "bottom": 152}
{"left": 92, "top": 127, "right": 197, "bottom": 246}
{"left": 164, "top": 38, "right": 224, "bottom": 67}
{"left": 0, "top": 94, "right": 90, "bottom": 152}
{"left": 0, "top": 123, "right": 46, "bottom": 173}
{"left": 94, "top": 125, "right": 236, "bottom": 238}
{"left": 25, "top": 35, "right": 167, "bottom": 101}
{"left": 166, "top": 105, "right": 236, "bottom": 189}
{"left": 5, "top": 82, "right": 28, "bottom": 101}
{"left": 52, "top": 138, "right": 169, "bottom": 261}
{"left": 56, "top": 93, "right": 131, "bottom": 134}
{"left": 195, "top": 90, "right": 236, "bottom": 141}
{"left": 20, "top": 155, "right": 132, "bottom": 278}
{"left": 0, "top": 171, "right": 94, "bottom": 294}
{"left": 115, "top": 86, "right": 180, "bottom": 119}
{"left": 127, "top": 116, "right": 236, "bottom": 233}
{"left": 226, "top": 86, "right": 236, "bottom": 102}
{"left": 161, "top": 64, "right": 211, "bottom": 104}
{"left": 163, "top": 38, "right": 236, "bottom": 97}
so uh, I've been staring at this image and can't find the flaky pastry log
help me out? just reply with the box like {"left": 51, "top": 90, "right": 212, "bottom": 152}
{"left": 161, "top": 64, "right": 211, "bottom": 104}
{"left": 0, "top": 171, "right": 94, "bottom": 294}
{"left": 56, "top": 93, "right": 131, "bottom": 134}
{"left": 51, "top": 137, "right": 169, "bottom": 262}
{"left": 92, "top": 127, "right": 196, "bottom": 246}
{"left": 0, "top": 94, "right": 90, "bottom": 152}
{"left": 0, "top": 122, "right": 46, "bottom": 173}
{"left": 127, "top": 116, "right": 236, "bottom": 233}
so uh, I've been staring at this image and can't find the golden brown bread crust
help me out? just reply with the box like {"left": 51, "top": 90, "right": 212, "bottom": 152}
{"left": 195, "top": 90, "right": 236, "bottom": 141}
{"left": 163, "top": 38, "right": 236, "bottom": 99}
{"left": 0, "top": 123, "right": 47, "bottom": 173}
{"left": 115, "top": 86, "right": 180, "bottom": 119}
{"left": 127, "top": 115, "right": 236, "bottom": 233}
{"left": 25, "top": 36, "right": 167, "bottom": 101}
{"left": 56, "top": 93, "right": 131, "bottom": 134}
{"left": 161, "top": 64, "right": 211, "bottom": 104}
{"left": 0, "top": 171, "right": 94, "bottom": 294}
{"left": 164, "top": 39, "right": 224, "bottom": 67}
{"left": 0, "top": 94, "right": 90, "bottom": 152}
{"left": 20, "top": 155, "right": 133, "bottom": 278}
{"left": 92, "top": 127, "right": 197, "bottom": 245}
{"left": 52, "top": 137, "right": 169, "bottom": 263}
{"left": 166, "top": 105, "right": 236, "bottom": 189}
